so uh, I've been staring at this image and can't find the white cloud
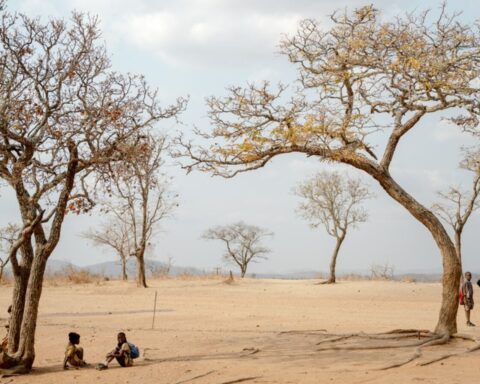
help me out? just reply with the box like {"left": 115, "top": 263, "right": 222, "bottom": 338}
{"left": 117, "top": 8, "right": 302, "bottom": 68}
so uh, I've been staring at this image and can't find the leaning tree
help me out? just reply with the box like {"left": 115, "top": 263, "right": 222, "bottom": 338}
{"left": 295, "top": 171, "right": 372, "bottom": 283}
{"left": 203, "top": 222, "right": 272, "bottom": 278}
{"left": 432, "top": 147, "right": 480, "bottom": 278}
{"left": 180, "top": 5, "right": 480, "bottom": 337}
{"left": 0, "top": 5, "right": 185, "bottom": 371}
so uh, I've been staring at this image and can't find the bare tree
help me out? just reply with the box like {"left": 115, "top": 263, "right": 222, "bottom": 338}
{"left": 105, "top": 135, "right": 178, "bottom": 287}
{"left": 82, "top": 218, "right": 132, "bottom": 281}
{"left": 295, "top": 171, "right": 372, "bottom": 284}
{"left": 203, "top": 222, "right": 272, "bottom": 278}
{"left": 370, "top": 262, "right": 395, "bottom": 281}
{"left": 0, "top": 223, "right": 19, "bottom": 282}
{"left": 180, "top": 5, "right": 480, "bottom": 337}
{"left": 432, "top": 148, "right": 480, "bottom": 278}
{"left": 0, "top": 6, "right": 185, "bottom": 371}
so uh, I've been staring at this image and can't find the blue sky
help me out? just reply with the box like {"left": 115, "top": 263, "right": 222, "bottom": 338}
{"left": 2, "top": 0, "right": 479, "bottom": 275}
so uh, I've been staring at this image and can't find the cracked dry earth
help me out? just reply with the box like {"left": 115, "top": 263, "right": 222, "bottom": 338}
{"left": 1, "top": 278, "right": 479, "bottom": 384}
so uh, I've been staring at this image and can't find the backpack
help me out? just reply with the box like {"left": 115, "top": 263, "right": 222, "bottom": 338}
{"left": 128, "top": 342, "right": 140, "bottom": 359}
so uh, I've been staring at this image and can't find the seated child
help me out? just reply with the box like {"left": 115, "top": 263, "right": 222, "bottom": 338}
{"left": 64, "top": 332, "right": 87, "bottom": 369}
{"left": 96, "top": 332, "right": 134, "bottom": 370}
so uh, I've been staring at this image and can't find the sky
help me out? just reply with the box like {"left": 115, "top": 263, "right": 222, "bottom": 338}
{"left": 2, "top": 0, "right": 479, "bottom": 276}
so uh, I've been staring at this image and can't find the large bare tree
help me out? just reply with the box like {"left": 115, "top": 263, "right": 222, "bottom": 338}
{"left": 203, "top": 222, "right": 272, "bottom": 278}
{"left": 82, "top": 218, "right": 132, "bottom": 281}
{"left": 0, "top": 5, "right": 185, "bottom": 371}
{"left": 432, "top": 148, "right": 480, "bottom": 277}
{"left": 0, "top": 223, "right": 19, "bottom": 282}
{"left": 295, "top": 171, "right": 371, "bottom": 284}
{"left": 180, "top": 5, "right": 480, "bottom": 337}
{"left": 105, "top": 135, "right": 178, "bottom": 287}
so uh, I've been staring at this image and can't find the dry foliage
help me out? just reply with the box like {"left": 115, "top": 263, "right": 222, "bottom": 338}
{"left": 179, "top": 3, "right": 480, "bottom": 336}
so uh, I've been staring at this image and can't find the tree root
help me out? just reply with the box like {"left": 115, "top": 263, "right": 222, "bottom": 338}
{"left": 376, "top": 333, "right": 453, "bottom": 370}
{"left": 309, "top": 328, "right": 480, "bottom": 370}
{"left": 175, "top": 370, "right": 216, "bottom": 384}
{"left": 219, "top": 377, "right": 261, "bottom": 384}
{"left": 377, "top": 347, "right": 422, "bottom": 370}
{"left": 419, "top": 342, "right": 480, "bottom": 366}
{"left": 317, "top": 334, "right": 443, "bottom": 351}
{"left": 278, "top": 329, "right": 327, "bottom": 335}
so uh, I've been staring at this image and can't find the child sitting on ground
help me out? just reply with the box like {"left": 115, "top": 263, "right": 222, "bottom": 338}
{"left": 64, "top": 332, "right": 87, "bottom": 369}
{"left": 96, "top": 332, "right": 138, "bottom": 370}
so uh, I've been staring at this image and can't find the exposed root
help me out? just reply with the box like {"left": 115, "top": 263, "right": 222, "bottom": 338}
{"left": 278, "top": 329, "right": 327, "bottom": 335}
{"left": 317, "top": 334, "right": 443, "bottom": 351}
{"left": 380, "top": 329, "right": 431, "bottom": 335}
{"left": 219, "top": 377, "right": 261, "bottom": 384}
{"left": 316, "top": 334, "right": 358, "bottom": 345}
{"left": 175, "top": 370, "right": 216, "bottom": 384}
{"left": 420, "top": 342, "right": 480, "bottom": 366}
{"left": 377, "top": 347, "right": 422, "bottom": 370}
{"left": 375, "top": 333, "right": 450, "bottom": 370}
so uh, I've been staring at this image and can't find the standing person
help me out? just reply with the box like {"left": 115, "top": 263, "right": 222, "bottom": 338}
{"left": 462, "top": 271, "right": 475, "bottom": 327}
{"left": 96, "top": 332, "right": 135, "bottom": 370}
{"left": 64, "top": 332, "right": 87, "bottom": 369}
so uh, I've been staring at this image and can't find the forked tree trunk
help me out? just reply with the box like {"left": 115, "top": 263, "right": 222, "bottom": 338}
{"left": 372, "top": 170, "right": 461, "bottom": 336}
{"left": 13, "top": 254, "right": 48, "bottom": 370}
{"left": 8, "top": 269, "right": 29, "bottom": 354}
{"left": 240, "top": 265, "right": 247, "bottom": 278}
{"left": 326, "top": 235, "right": 345, "bottom": 284}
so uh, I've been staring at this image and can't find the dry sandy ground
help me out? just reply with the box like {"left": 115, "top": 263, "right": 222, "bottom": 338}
{"left": 0, "top": 278, "right": 479, "bottom": 384}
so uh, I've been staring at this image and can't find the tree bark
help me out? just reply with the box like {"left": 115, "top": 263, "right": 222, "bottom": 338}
{"left": 371, "top": 170, "right": 461, "bottom": 336}
{"left": 121, "top": 253, "right": 128, "bottom": 281}
{"left": 454, "top": 230, "right": 464, "bottom": 285}
{"left": 13, "top": 253, "right": 48, "bottom": 370}
{"left": 136, "top": 247, "right": 147, "bottom": 288}
{"left": 240, "top": 265, "right": 247, "bottom": 278}
{"left": 326, "top": 235, "right": 345, "bottom": 284}
{"left": 8, "top": 270, "right": 29, "bottom": 354}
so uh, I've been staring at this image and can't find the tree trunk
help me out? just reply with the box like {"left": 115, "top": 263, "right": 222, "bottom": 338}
{"left": 454, "top": 230, "right": 464, "bottom": 285}
{"left": 8, "top": 269, "right": 29, "bottom": 354}
{"left": 121, "top": 253, "right": 128, "bottom": 281}
{"left": 240, "top": 266, "right": 246, "bottom": 278}
{"left": 371, "top": 170, "right": 461, "bottom": 336}
{"left": 326, "top": 235, "right": 345, "bottom": 284}
{"left": 13, "top": 254, "right": 48, "bottom": 370}
{"left": 136, "top": 248, "right": 147, "bottom": 288}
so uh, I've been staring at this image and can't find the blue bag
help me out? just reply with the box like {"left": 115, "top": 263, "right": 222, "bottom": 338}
{"left": 128, "top": 342, "right": 140, "bottom": 359}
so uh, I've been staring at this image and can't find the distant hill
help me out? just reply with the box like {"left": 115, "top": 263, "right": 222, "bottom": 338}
{"left": 46, "top": 257, "right": 205, "bottom": 278}
{"left": 2, "top": 258, "right": 444, "bottom": 282}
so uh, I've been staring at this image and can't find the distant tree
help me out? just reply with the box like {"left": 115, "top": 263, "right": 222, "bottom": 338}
{"left": 180, "top": 4, "right": 480, "bottom": 336}
{"left": 82, "top": 218, "right": 132, "bottom": 281}
{"left": 203, "top": 222, "right": 272, "bottom": 277}
{"left": 0, "top": 4, "right": 185, "bottom": 371}
{"left": 105, "top": 135, "right": 178, "bottom": 287}
{"left": 432, "top": 148, "right": 480, "bottom": 277}
{"left": 0, "top": 223, "right": 19, "bottom": 282}
{"left": 295, "top": 171, "right": 372, "bottom": 283}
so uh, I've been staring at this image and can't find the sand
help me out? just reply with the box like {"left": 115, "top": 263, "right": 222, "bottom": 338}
{"left": 0, "top": 278, "right": 479, "bottom": 384}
